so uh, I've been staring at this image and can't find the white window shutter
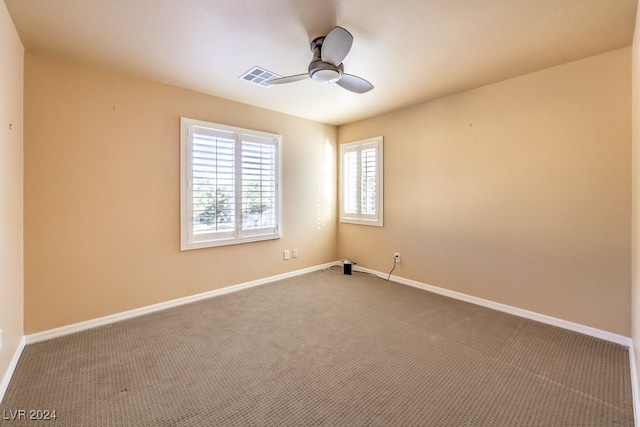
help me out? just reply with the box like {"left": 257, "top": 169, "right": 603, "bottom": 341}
{"left": 191, "top": 127, "right": 236, "bottom": 239}
{"left": 239, "top": 134, "right": 278, "bottom": 237}
{"left": 181, "top": 118, "right": 282, "bottom": 250}
{"left": 340, "top": 136, "right": 383, "bottom": 226}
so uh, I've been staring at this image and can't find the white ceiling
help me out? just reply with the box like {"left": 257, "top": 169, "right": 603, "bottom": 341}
{"left": 4, "top": 0, "right": 638, "bottom": 126}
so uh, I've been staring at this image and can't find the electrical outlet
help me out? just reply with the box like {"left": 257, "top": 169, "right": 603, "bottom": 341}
{"left": 292, "top": 249, "right": 298, "bottom": 258}
{"left": 283, "top": 249, "right": 290, "bottom": 260}
{"left": 394, "top": 253, "right": 401, "bottom": 263}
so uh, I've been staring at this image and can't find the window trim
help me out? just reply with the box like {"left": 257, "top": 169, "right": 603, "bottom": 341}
{"left": 339, "top": 136, "right": 384, "bottom": 227}
{"left": 180, "top": 117, "right": 282, "bottom": 250}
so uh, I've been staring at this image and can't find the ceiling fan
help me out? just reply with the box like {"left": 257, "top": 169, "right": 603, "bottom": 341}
{"left": 264, "top": 26, "right": 374, "bottom": 94}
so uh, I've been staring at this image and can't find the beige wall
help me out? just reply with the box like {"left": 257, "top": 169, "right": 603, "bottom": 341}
{"left": 23, "top": 53, "right": 337, "bottom": 333}
{"left": 339, "top": 48, "right": 631, "bottom": 336}
{"left": 0, "top": 1, "right": 24, "bottom": 381}
{"left": 632, "top": 0, "right": 640, "bottom": 392}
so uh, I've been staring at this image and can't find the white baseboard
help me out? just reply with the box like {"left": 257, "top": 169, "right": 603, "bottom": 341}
{"left": 25, "top": 261, "right": 632, "bottom": 346}
{"left": 25, "top": 262, "right": 335, "bottom": 344}
{"left": 353, "top": 265, "right": 632, "bottom": 346}
{"left": 0, "top": 336, "right": 26, "bottom": 404}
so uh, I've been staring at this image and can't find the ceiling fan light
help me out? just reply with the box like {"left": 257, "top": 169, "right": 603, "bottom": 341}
{"left": 311, "top": 69, "right": 341, "bottom": 84}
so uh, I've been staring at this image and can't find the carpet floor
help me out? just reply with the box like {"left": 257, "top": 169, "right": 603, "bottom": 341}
{"left": 0, "top": 268, "right": 634, "bottom": 426}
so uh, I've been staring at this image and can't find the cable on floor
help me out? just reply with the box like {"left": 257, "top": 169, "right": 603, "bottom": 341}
{"left": 325, "top": 257, "right": 397, "bottom": 281}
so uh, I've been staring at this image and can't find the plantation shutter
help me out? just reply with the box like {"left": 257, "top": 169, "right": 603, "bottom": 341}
{"left": 359, "top": 141, "right": 378, "bottom": 220}
{"left": 342, "top": 145, "right": 360, "bottom": 217}
{"left": 239, "top": 134, "right": 278, "bottom": 237}
{"left": 190, "top": 126, "right": 236, "bottom": 242}
{"left": 340, "top": 137, "right": 383, "bottom": 226}
{"left": 181, "top": 118, "right": 282, "bottom": 250}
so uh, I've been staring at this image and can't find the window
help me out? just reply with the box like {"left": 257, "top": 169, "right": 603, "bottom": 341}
{"left": 340, "top": 136, "right": 383, "bottom": 226}
{"left": 181, "top": 118, "right": 281, "bottom": 250}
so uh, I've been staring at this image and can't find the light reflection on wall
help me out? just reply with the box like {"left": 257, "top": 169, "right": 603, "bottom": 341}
{"left": 317, "top": 138, "right": 336, "bottom": 229}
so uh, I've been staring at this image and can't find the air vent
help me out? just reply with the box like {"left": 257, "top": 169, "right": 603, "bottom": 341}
{"left": 240, "top": 66, "right": 281, "bottom": 87}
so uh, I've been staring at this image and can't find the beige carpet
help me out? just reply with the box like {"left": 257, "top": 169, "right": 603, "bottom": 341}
{"left": 0, "top": 269, "right": 634, "bottom": 426}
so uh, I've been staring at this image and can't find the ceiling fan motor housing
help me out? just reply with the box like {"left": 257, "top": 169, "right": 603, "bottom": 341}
{"left": 309, "top": 36, "right": 344, "bottom": 83}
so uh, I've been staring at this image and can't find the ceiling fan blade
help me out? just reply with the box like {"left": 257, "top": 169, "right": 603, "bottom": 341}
{"left": 321, "top": 26, "right": 353, "bottom": 66}
{"left": 263, "top": 74, "right": 309, "bottom": 86}
{"left": 336, "top": 74, "right": 374, "bottom": 94}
